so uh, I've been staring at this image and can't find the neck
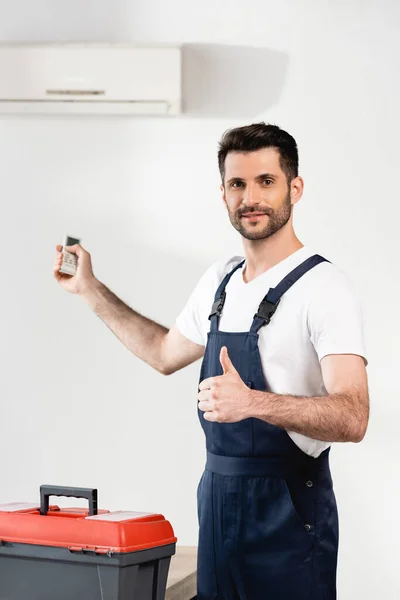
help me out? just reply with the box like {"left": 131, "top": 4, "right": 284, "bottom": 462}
{"left": 241, "top": 225, "right": 303, "bottom": 283}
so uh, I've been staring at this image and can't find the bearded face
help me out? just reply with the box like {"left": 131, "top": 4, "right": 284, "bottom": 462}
{"left": 222, "top": 148, "right": 295, "bottom": 241}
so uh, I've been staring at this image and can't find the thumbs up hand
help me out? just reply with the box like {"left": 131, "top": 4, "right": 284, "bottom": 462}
{"left": 198, "top": 346, "right": 252, "bottom": 423}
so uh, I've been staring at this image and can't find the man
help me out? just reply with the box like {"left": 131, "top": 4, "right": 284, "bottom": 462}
{"left": 53, "top": 123, "right": 369, "bottom": 600}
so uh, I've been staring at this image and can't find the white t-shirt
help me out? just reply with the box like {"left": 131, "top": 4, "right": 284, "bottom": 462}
{"left": 176, "top": 246, "right": 367, "bottom": 458}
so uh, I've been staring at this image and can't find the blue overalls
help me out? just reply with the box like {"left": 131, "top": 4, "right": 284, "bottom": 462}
{"left": 197, "top": 255, "right": 339, "bottom": 600}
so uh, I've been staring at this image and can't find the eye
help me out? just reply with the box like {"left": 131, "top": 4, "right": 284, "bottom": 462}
{"left": 231, "top": 181, "right": 244, "bottom": 188}
{"left": 263, "top": 179, "right": 273, "bottom": 186}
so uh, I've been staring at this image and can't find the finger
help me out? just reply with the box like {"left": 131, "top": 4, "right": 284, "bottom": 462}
{"left": 53, "top": 265, "right": 62, "bottom": 281}
{"left": 53, "top": 256, "right": 63, "bottom": 269}
{"left": 198, "top": 400, "right": 213, "bottom": 413}
{"left": 199, "top": 377, "right": 216, "bottom": 391}
{"left": 220, "top": 346, "right": 237, "bottom": 375}
{"left": 55, "top": 245, "right": 62, "bottom": 252}
{"left": 197, "top": 390, "right": 211, "bottom": 403}
{"left": 65, "top": 244, "right": 82, "bottom": 256}
{"left": 203, "top": 411, "right": 217, "bottom": 422}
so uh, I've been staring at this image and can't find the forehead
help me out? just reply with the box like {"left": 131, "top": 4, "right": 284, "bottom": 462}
{"left": 224, "top": 147, "right": 283, "bottom": 179}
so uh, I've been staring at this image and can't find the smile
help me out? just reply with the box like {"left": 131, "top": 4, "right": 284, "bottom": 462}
{"left": 241, "top": 213, "right": 267, "bottom": 219}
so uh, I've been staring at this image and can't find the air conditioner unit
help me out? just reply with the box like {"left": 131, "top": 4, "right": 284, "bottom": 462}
{"left": 0, "top": 43, "right": 182, "bottom": 115}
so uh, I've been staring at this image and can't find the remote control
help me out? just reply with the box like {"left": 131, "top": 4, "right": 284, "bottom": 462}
{"left": 59, "top": 235, "right": 81, "bottom": 276}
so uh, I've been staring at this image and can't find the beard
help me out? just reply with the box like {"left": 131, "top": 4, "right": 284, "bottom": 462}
{"left": 227, "top": 191, "right": 292, "bottom": 241}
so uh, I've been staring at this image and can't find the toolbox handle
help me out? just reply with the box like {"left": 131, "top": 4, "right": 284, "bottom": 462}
{"left": 40, "top": 485, "right": 98, "bottom": 516}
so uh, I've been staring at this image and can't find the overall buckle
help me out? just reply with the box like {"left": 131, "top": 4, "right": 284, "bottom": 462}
{"left": 208, "top": 290, "right": 226, "bottom": 320}
{"left": 254, "top": 298, "right": 281, "bottom": 324}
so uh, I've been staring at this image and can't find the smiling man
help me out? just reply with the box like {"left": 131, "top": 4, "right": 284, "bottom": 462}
{"left": 53, "top": 123, "right": 369, "bottom": 600}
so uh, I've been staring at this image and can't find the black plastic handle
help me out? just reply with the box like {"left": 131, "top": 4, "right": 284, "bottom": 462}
{"left": 40, "top": 485, "right": 98, "bottom": 516}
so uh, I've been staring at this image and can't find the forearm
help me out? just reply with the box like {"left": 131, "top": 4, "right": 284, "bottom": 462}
{"left": 248, "top": 389, "right": 368, "bottom": 443}
{"left": 80, "top": 279, "right": 169, "bottom": 374}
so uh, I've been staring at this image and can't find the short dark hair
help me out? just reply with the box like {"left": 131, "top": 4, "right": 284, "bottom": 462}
{"left": 218, "top": 122, "right": 299, "bottom": 184}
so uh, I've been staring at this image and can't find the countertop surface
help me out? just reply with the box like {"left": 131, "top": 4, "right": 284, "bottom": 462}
{"left": 166, "top": 546, "right": 197, "bottom": 600}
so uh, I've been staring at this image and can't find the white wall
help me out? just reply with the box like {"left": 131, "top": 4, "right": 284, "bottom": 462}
{"left": 0, "top": 1, "right": 399, "bottom": 598}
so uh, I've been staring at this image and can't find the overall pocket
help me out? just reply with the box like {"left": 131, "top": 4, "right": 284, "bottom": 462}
{"left": 281, "top": 476, "right": 317, "bottom": 544}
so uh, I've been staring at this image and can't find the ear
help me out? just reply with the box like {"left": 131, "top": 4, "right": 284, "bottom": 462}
{"left": 290, "top": 176, "right": 304, "bottom": 207}
{"left": 220, "top": 183, "right": 227, "bottom": 207}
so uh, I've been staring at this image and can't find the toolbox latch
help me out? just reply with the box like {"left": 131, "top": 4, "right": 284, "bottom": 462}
{"left": 68, "top": 545, "right": 113, "bottom": 557}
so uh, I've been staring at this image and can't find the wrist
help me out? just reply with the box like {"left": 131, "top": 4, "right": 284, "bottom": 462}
{"left": 247, "top": 389, "right": 270, "bottom": 421}
{"left": 246, "top": 389, "right": 259, "bottom": 419}
{"left": 79, "top": 277, "right": 102, "bottom": 302}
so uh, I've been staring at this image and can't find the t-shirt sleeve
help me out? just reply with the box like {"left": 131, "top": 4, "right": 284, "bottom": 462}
{"left": 175, "top": 256, "right": 243, "bottom": 346}
{"left": 175, "top": 264, "right": 216, "bottom": 346}
{"left": 307, "top": 269, "right": 368, "bottom": 366}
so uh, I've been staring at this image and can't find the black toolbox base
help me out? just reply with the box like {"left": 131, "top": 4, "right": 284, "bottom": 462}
{"left": 0, "top": 542, "right": 175, "bottom": 600}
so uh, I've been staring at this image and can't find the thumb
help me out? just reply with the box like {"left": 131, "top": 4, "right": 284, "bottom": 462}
{"left": 65, "top": 244, "right": 82, "bottom": 256}
{"left": 220, "top": 346, "right": 237, "bottom": 375}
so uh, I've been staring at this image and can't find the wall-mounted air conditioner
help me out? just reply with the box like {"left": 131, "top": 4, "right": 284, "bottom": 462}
{"left": 0, "top": 43, "right": 182, "bottom": 115}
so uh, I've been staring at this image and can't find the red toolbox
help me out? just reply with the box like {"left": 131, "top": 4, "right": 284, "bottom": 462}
{"left": 0, "top": 485, "right": 177, "bottom": 600}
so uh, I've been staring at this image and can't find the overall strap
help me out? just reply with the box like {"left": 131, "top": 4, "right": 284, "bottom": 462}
{"left": 208, "top": 260, "right": 245, "bottom": 332}
{"left": 250, "top": 254, "right": 329, "bottom": 334}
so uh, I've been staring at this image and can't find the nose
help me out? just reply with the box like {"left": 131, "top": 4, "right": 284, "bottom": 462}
{"left": 243, "top": 183, "right": 260, "bottom": 207}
